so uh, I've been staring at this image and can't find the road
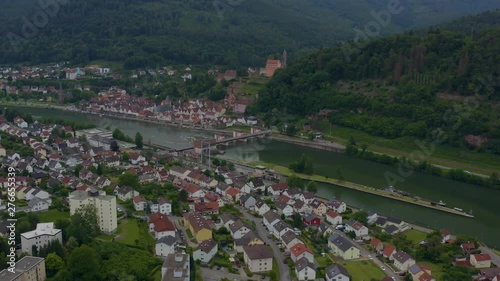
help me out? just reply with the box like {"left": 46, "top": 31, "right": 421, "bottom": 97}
{"left": 479, "top": 245, "right": 500, "bottom": 267}
{"left": 241, "top": 209, "right": 291, "bottom": 281}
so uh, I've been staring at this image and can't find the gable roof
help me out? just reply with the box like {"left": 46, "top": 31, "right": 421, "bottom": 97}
{"left": 243, "top": 244, "right": 273, "bottom": 260}
{"left": 393, "top": 250, "right": 414, "bottom": 264}
{"left": 290, "top": 242, "right": 313, "bottom": 257}
{"left": 328, "top": 233, "right": 357, "bottom": 252}
{"left": 325, "top": 264, "right": 350, "bottom": 279}
{"left": 196, "top": 239, "right": 217, "bottom": 253}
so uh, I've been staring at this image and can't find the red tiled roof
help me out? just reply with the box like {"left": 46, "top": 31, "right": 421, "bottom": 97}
{"left": 290, "top": 242, "right": 313, "bottom": 257}
{"left": 371, "top": 237, "right": 382, "bottom": 247}
{"left": 472, "top": 254, "right": 491, "bottom": 262}
{"left": 149, "top": 213, "right": 175, "bottom": 232}
{"left": 383, "top": 245, "right": 396, "bottom": 257}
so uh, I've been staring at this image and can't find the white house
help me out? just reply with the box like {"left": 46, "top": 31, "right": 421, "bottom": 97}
{"left": 21, "top": 223, "right": 62, "bottom": 255}
{"left": 133, "top": 196, "right": 147, "bottom": 211}
{"left": 150, "top": 198, "right": 172, "bottom": 215}
{"left": 243, "top": 245, "right": 273, "bottom": 273}
{"left": 393, "top": 251, "right": 416, "bottom": 271}
{"left": 254, "top": 200, "right": 271, "bottom": 216}
{"left": 325, "top": 211, "right": 342, "bottom": 226}
{"left": 193, "top": 239, "right": 218, "bottom": 263}
{"left": 28, "top": 198, "right": 50, "bottom": 212}
{"left": 155, "top": 236, "right": 178, "bottom": 258}
{"left": 328, "top": 199, "right": 347, "bottom": 213}
{"left": 229, "top": 220, "right": 252, "bottom": 240}
{"left": 149, "top": 213, "right": 176, "bottom": 239}
{"left": 295, "top": 257, "right": 317, "bottom": 281}
{"left": 325, "top": 264, "right": 350, "bottom": 281}
{"left": 345, "top": 219, "right": 369, "bottom": 238}
{"left": 290, "top": 242, "right": 315, "bottom": 263}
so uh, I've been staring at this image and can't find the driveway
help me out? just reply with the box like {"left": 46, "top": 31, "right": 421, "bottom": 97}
{"left": 241, "top": 209, "right": 291, "bottom": 281}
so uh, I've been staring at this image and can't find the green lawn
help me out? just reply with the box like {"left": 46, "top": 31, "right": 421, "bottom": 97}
{"left": 318, "top": 122, "right": 500, "bottom": 174}
{"left": 404, "top": 229, "right": 428, "bottom": 244}
{"left": 418, "top": 261, "right": 444, "bottom": 280}
{"left": 240, "top": 80, "right": 266, "bottom": 95}
{"left": 340, "top": 260, "right": 387, "bottom": 280}
{"left": 315, "top": 255, "right": 331, "bottom": 268}
{"left": 115, "top": 218, "right": 154, "bottom": 251}
{"left": 38, "top": 210, "right": 70, "bottom": 222}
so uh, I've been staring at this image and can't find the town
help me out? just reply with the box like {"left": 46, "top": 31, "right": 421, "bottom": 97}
{"left": 0, "top": 105, "right": 498, "bottom": 281}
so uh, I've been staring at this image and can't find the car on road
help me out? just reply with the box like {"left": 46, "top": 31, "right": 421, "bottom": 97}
{"left": 261, "top": 276, "right": 266, "bottom": 280}
{"left": 368, "top": 255, "right": 372, "bottom": 259}
{"left": 381, "top": 266, "right": 386, "bottom": 271}
{"left": 216, "top": 266, "right": 221, "bottom": 270}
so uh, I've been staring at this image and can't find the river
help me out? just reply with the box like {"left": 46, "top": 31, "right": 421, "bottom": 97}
{"left": 8, "top": 106, "right": 500, "bottom": 248}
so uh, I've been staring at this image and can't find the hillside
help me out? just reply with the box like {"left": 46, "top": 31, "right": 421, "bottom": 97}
{"left": 252, "top": 25, "right": 500, "bottom": 154}
{"left": 1, "top": 0, "right": 500, "bottom": 67}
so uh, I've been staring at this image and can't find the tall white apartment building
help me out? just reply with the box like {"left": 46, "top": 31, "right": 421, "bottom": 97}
{"left": 69, "top": 190, "right": 117, "bottom": 233}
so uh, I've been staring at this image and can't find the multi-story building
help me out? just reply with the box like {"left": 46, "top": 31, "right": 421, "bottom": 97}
{"left": 21, "top": 223, "right": 62, "bottom": 255}
{"left": 161, "top": 253, "right": 190, "bottom": 281}
{"left": 0, "top": 256, "right": 46, "bottom": 281}
{"left": 243, "top": 244, "right": 273, "bottom": 273}
{"left": 69, "top": 190, "right": 117, "bottom": 233}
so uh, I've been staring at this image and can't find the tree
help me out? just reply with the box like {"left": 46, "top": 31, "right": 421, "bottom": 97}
{"left": 121, "top": 152, "right": 129, "bottom": 162}
{"left": 74, "top": 164, "right": 83, "bottom": 177}
{"left": 118, "top": 174, "right": 140, "bottom": 189}
{"left": 351, "top": 211, "right": 368, "bottom": 224}
{"left": 96, "top": 162, "right": 104, "bottom": 175}
{"left": 110, "top": 140, "right": 120, "bottom": 152}
{"left": 285, "top": 124, "right": 296, "bottom": 136}
{"left": 67, "top": 245, "right": 100, "bottom": 281}
{"left": 135, "top": 132, "right": 143, "bottom": 149}
{"left": 65, "top": 236, "right": 79, "bottom": 254}
{"left": 178, "top": 190, "right": 188, "bottom": 202}
{"left": 46, "top": 253, "right": 64, "bottom": 277}
{"left": 68, "top": 205, "right": 100, "bottom": 244}
{"left": 287, "top": 174, "right": 304, "bottom": 190}
{"left": 306, "top": 181, "right": 318, "bottom": 192}
{"left": 346, "top": 231, "right": 356, "bottom": 239}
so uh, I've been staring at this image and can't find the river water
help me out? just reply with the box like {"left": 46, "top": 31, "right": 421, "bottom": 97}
{"left": 9, "top": 106, "right": 500, "bottom": 248}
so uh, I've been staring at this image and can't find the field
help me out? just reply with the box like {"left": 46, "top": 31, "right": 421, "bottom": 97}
{"left": 404, "top": 229, "right": 428, "bottom": 244}
{"left": 340, "top": 260, "right": 387, "bottom": 280}
{"left": 38, "top": 210, "right": 70, "bottom": 222}
{"left": 317, "top": 123, "right": 500, "bottom": 175}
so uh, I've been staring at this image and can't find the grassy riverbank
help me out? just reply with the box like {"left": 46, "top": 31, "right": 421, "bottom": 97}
{"left": 316, "top": 122, "right": 500, "bottom": 175}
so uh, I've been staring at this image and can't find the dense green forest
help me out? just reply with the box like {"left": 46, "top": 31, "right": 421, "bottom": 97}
{"left": 252, "top": 22, "right": 500, "bottom": 154}
{"left": 0, "top": 0, "right": 499, "bottom": 67}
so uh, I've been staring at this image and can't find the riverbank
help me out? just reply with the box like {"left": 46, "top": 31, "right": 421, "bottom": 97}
{"left": 240, "top": 160, "right": 474, "bottom": 218}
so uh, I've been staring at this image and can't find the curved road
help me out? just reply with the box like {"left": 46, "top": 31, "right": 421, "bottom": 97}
{"left": 241, "top": 209, "right": 291, "bottom": 281}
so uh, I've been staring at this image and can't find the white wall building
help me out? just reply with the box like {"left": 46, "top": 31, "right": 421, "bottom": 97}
{"left": 21, "top": 223, "right": 62, "bottom": 255}
{"left": 69, "top": 190, "right": 118, "bottom": 233}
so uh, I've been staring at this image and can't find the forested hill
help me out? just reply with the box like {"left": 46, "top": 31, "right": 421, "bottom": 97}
{"left": 252, "top": 25, "right": 500, "bottom": 153}
{"left": 1, "top": 0, "right": 500, "bottom": 67}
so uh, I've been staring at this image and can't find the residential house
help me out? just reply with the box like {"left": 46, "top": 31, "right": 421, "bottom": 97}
{"left": 115, "top": 186, "right": 138, "bottom": 201}
{"left": 133, "top": 196, "right": 148, "bottom": 211}
{"left": 254, "top": 200, "right": 271, "bottom": 216}
{"left": 229, "top": 219, "right": 252, "bottom": 240}
{"left": 276, "top": 201, "right": 294, "bottom": 217}
{"left": 441, "top": 229, "right": 452, "bottom": 244}
{"left": 471, "top": 254, "right": 492, "bottom": 268}
{"left": 161, "top": 253, "right": 190, "bottom": 281}
{"left": 327, "top": 199, "right": 347, "bottom": 213}
{"left": 243, "top": 245, "right": 273, "bottom": 273}
{"left": 345, "top": 219, "right": 369, "bottom": 238}
{"left": 149, "top": 213, "right": 176, "bottom": 239}
{"left": 325, "top": 264, "right": 351, "bottom": 281}
{"left": 393, "top": 251, "right": 416, "bottom": 271}
{"left": 460, "top": 242, "right": 477, "bottom": 255}
{"left": 263, "top": 211, "right": 280, "bottom": 232}
{"left": 370, "top": 237, "right": 384, "bottom": 253}
{"left": 193, "top": 239, "right": 218, "bottom": 263}
{"left": 328, "top": 234, "right": 361, "bottom": 260}
{"left": 303, "top": 214, "right": 321, "bottom": 226}
{"left": 367, "top": 211, "right": 379, "bottom": 225}
{"left": 325, "top": 211, "right": 342, "bottom": 226}
{"left": 240, "top": 194, "right": 256, "bottom": 210}
{"left": 268, "top": 182, "right": 288, "bottom": 196}
{"left": 225, "top": 187, "right": 241, "bottom": 203}
{"left": 28, "top": 198, "right": 50, "bottom": 212}
{"left": 155, "top": 236, "right": 178, "bottom": 258}
{"left": 290, "top": 242, "right": 314, "bottom": 263}
{"left": 150, "top": 198, "right": 171, "bottom": 215}
{"left": 298, "top": 192, "right": 316, "bottom": 204}
{"left": 234, "top": 232, "right": 264, "bottom": 253}
{"left": 220, "top": 213, "right": 238, "bottom": 229}
{"left": 0, "top": 256, "right": 46, "bottom": 281}
{"left": 281, "top": 230, "right": 301, "bottom": 250}
{"left": 383, "top": 245, "right": 397, "bottom": 260}
{"left": 309, "top": 199, "right": 327, "bottom": 216}
{"left": 183, "top": 212, "right": 212, "bottom": 243}
{"left": 273, "top": 221, "right": 293, "bottom": 240}
{"left": 408, "top": 264, "right": 435, "bottom": 281}
{"left": 295, "top": 257, "right": 317, "bottom": 281}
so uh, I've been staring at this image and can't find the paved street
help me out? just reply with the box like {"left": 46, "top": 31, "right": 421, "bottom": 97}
{"left": 241, "top": 209, "right": 291, "bottom": 281}
{"left": 201, "top": 267, "right": 249, "bottom": 281}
